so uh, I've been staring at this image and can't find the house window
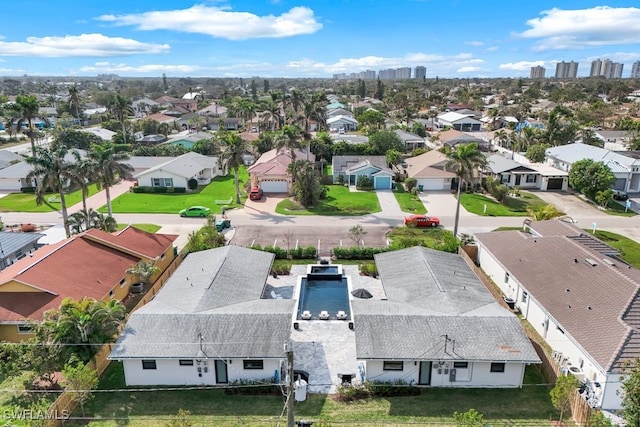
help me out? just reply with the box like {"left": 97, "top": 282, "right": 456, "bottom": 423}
{"left": 504, "top": 272, "right": 510, "bottom": 283}
{"left": 526, "top": 174, "right": 536, "bottom": 183}
{"left": 109, "top": 290, "right": 114, "bottom": 298}
{"left": 120, "top": 278, "right": 126, "bottom": 287}
{"left": 243, "top": 360, "right": 264, "bottom": 370}
{"left": 382, "top": 361, "right": 404, "bottom": 371}
{"left": 152, "top": 178, "right": 161, "bottom": 187}
{"left": 521, "top": 291, "right": 528, "bottom": 303}
{"left": 142, "top": 360, "right": 157, "bottom": 370}
{"left": 152, "top": 178, "right": 173, "bottom": 187}
{"left": 501, "top": 174, "right": 509, "bottom": 184}
{"left": 164, "top": 178, "right": 173, "bottom": 187}
{"left": 179, "top": 360, "right": 194, "bottom": 366}
{"left": 17, "top": 324, "right": 34, "bottom": 334}
{"left": 490, "top": 363, "right": 505, "bottom": 373}
{"left": 453, "top": 362, "right": 469, "bottom": 369}
{"left": 15, "top": 249, "right": 24, "bottom": 260}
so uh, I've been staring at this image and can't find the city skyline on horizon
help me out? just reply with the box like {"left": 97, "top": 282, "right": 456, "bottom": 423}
{"left": 0, "top": 1, "right": 639, "bottom": 79}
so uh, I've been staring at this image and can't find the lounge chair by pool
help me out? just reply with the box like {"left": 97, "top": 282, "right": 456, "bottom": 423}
{"left": 336, "top": 310, "right": 347, "bottom": 320}
{"left": 301, "top": 310, "right": 312, "bottom": 320}
{"left": 319, "top": 310, "right": 330, "bottom": 320}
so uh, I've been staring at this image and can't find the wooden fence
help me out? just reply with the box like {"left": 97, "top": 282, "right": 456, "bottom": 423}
{"left": 459, "top": 247, "right": 593, "bottom": 426}
{"left": 45, "top": 251, "right": 186, "bottom": 426}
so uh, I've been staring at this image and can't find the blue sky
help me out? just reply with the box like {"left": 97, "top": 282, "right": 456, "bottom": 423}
{"left": 0, "top": 0, "right": 639, "bottom": 78}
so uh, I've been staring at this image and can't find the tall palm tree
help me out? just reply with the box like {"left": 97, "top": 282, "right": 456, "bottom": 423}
{"left": 261, "top": 99, "right": 283, "bottom": 131}
{"left": 274, "top": 125, "right": 303, "bottom": 160}
{"left": 12, "top": 94, "right": 40, "bottom": 154}
{"left": 68, "top": 85, "right": 82, "bottom": 121}
{"left": 222, "top": 132, "right": 247, "bottom": 204}
{"left": 109, "top": 93, "right": 133, "bottom": 144}
{"left": 445, "top": 143, "right": 487, "bottom": 238}
{"left": 26, "top": 145, "right": 80, "bottom": 237}
{"left": 88, "top": 142, "right": 133, "bottom": 217}
{"left": 68, "top": 158, "right": 93, "bottom": 215}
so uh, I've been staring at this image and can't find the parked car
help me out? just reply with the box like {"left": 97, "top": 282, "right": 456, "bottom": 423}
{"left": 249, "top": 188, "right": 264, "bottom": 200}
{"left": 179, "top": 206, "right": 211, "bottom": 217}
{"left": 216, "top": 219, "right": 231, "bottom": 231}
{"left": 404, "top": 214, "right": 440, "bottom": 227}
{"left": 612, "top": 189, "right": 629, "bottom": 201}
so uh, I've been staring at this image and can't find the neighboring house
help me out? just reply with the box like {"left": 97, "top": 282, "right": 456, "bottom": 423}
{"left": 197, "top": 103, "right": 228, "bottom": 118}
{"left": 327, "top": 115, "right": 358, "bottom": 132}
{"left": 0, "top": 150, "right": 23, "bottom": 170}
{"left": 248, "top": 148, "right": 313, "bottom": 193}
{"left": 475, "top": 220, "right": 640, "bottom": 410}
{"left": 327, "top": 108, "right": 353, "bottom": 119}
{"left": 110, "top": 245, "right": 539, "bottom": 389}
{"left": 480, "top": 115, "right": 519, "bottom": 130}
{"left": 484, "top": 154, "right": 568, "bottom": 191}
{"left": 403, "top": 150, "right": 456, "bottom": 191}
{"left": 168, "top": 132, "right": 213, "bottom": 150}
{"left": 332, "top": 156, "right": 393, "bottom": 189}
{"left": 208, "top": 118, "right": 241, "bottom": 131}
{"left": 109, "top": 246, "right": 295, "bottom": 386}
{"left": 326, "top": 102, "right": 346, "bottom": 110}
{"left": 0, "top": 227, "right": 177, "bottom": 342}
{"left": 134, "top": 152, "right": 223, "bottom": 189}
{"left": 163, "top": 105, "right": 191, "bottom": 117}
{"left": 0, "top": 150, "right": 87, "bottom": 192}
{"left": 596, "top": 131, "right": 629, "bottom": 150}
{"left": 437, "top": 112, "right": 482, "bottom": 132}
{"left": 354, "top": 247, "right": 540, "bottom": 387}
{"left": 0, "top": 231, "right": 45, "bottom": 270}
{"left": 169, "top": 98, "right": 198, "bottom": 113}
{"left": 132, "top": 98, "right": 159, "bottom": 117}
{"left": 546, "top": 142, "right": 640, "bottom": 192}
{"left": 146, "top": 113, "right": 177, "bottom": 125}
{"left": 154, "top": 95, "right": 179, "bottom": 108}
{"left": 127, "top": 156, "right": 175, "bottom": 176}
{"left": 394, "top": 129, "right": 426, "bottom": 150}
{"left": 439, "top": 130, "right": 490, "bottom": 150}
{"left": 83, "top": 127, "right": 116, "bottom": 141}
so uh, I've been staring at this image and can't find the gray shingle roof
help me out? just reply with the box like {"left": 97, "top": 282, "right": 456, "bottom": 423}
{"left": 476, "top": 224, "right": 640, "bottom": 371}
{"left": 486, "top": 154, "right": 536, "bottom": 174}
{"left": 111, "top": 246, "right": 296, "bottom": 359}
{"left": 352, "top": 247, "right": 538, "bottom": 362}
{"left": 0, "top": 232, "right": 44, "bottom": 260}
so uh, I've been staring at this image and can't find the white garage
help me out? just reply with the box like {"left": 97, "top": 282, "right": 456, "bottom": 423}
{"left": 417, "top": 178, "right": 448, "bottom": 191}
{"left": 259, "top": 179, "right": 289, "bottom": 193}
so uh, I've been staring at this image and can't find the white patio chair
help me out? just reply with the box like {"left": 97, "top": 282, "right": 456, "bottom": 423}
{"left": 319, "top": 310, "right": 330, "bottom": 320}
{"left": 301, "top": 310, "right": 312, "bottom": 320}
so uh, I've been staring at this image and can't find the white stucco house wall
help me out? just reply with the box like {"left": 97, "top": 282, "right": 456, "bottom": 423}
{"left": 484, "top": 154, "right": 568, "bottom": 191}
{"left": 475, "top": 220, "right": 640, "bottom": 410}
{"left": 437, "top": 112, "right": 482, "bottom": 132}
{"left": 134, "top": 151, "right": 223, "bottom": 189}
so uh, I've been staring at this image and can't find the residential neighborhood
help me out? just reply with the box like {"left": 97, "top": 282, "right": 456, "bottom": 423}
{"left": 1, "top": 68, "right": 640, "bottom": 427}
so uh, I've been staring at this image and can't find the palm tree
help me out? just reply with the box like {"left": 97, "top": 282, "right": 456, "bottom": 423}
{"left": 68, "top": 158, "right": 93, "bottom": 215}
{"left": 26, "top": 145, "right": 80, "bottom": 237}
{"left": 261, "top": 100, "right": 283, "bottom": 131}
{"left": 88, "top": 142, "right": 133, "bottom": 217}
{"left": 445, "top": 143, "right": 487, "bottom": 238}
{"left": 109, "top": 93, "right": 133, "bottom": 144}
{"left": 127, "top": 259, "right": 160, "bottom": 288}
{"left": 222, "top": 132, "right": 247, "bottom": 204}
{"left": 68, "top": 85, "right": 82, "bottom": 121}
{"left": 66, "top": 208, "right": 117, "bottom": 235}
{"left": 274, "top": 125, "right": 303, "bottom": 160}
{"left": 12, "top": 94, "right": 40, "bottom": 154}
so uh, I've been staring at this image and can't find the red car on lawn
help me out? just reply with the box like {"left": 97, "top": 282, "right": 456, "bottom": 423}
{"left": 404, "top": 214, "right": 440, "bottom": 227}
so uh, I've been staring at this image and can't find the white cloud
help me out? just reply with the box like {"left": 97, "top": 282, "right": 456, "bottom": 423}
{"left": 97, "top": 5, "right": 322, "bottom": 40}
{"left": 465, "top": 41, "right": 484, "bottom": 46}
{"left": 0, "top": 34, "right": 169, "bottom": 57}
{"left": 79, "top": 62, "right": 200, "bottom": 74}
{"left": 457, "top": 66, "right": 484, "bottom": 73}
{"left": 499, "top": 61, "right": 545, "bottom": 71}
{"left": 584, "top": 52, "right": 640, "bottom": 63}
{"left": 518, "top": 6, "right": 640, "bottom": 51}
{"left": 486, "top": 46, "right": 499, "bottom": 52}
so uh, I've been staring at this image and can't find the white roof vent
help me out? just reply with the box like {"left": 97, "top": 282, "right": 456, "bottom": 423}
{"left": 602, "top": 258, "right": 616, "bottom": 267}
{"left": 585, "top": 258, "right": 598, "bottom": 267}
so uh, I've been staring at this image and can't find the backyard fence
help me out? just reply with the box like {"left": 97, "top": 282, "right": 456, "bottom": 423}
{"left": 45, "top": 250, "right": 187, "bottom": 427}
{"left": 459, "top": 246, "right": 593, "bottom": 426}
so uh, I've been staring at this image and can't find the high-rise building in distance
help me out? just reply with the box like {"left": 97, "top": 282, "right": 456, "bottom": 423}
{"left": 555, "top": 61, "right": 579, "bottom": 79}
{"left": 590, "top": 59, "right": 624, "bottom": 79}
{"left": 414, "top": 65, "right": 426, "bottom": 79}
{"left": 396, "top": 67, "right": 411, "bottom": 79}
{"left": 632, "top": 61, "right": 640, "bottom": 79}
{"left": 530, "top": 66, "right": 545, "bottom": 79}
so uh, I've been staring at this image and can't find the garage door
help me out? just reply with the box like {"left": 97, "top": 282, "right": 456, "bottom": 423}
{"left": 260, "top": 180, "right": 288, "bottom": 193}
{"left": 417, "top": 178, "right": 444, "bottom": 190}
{"left": 375, "top": 176, "right": 391, "bottom": 189}
{"left": 547, "top": 178, "right": 564, "bottom": 190}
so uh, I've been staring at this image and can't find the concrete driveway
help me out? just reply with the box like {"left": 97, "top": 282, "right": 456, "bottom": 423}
{"left": 528, "top": 190, "right": 609, "bottom": 219}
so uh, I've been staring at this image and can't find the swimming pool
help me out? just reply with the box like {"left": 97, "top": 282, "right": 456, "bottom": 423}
{"left": 298, "top": 277, "right": 350, "bottom": 320}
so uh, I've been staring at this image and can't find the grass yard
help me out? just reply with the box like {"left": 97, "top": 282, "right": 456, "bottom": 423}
{"left": 605, "top": 200, "right": 638, "bottom": 217}
{"left": 275, "top": 185, "right": 380, "bottom": 216}
{"left": 107, "top": 169, "right": 248, "bottom": 214}
{"left": 115, "top": 223, "right": 162, "bottom": 233}
{"left": 590, "top": 229, "right": 640, "bottom": 269}
{"left": 0, "top": 183, "right": 101, "bottom": 212}
{"left": 393, "top": 191, "right": 427, "bottom": 214}
{"left": 460, "top": 191, "right": 548, "bottom": 217}
{"left": 387, "top": 226, "right": 459, "bottom": 253}
{"left": 68, "top": 362, "right": 557, "bottom": 427}
{"left": 0, "top": 372, "right": 57, "bottom": 427}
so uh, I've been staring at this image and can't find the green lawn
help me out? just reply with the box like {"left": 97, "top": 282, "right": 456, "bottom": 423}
{"left": 605, "top": 200, "right": 638, "bottom": 217}
{"left": 107, "top": 169, "right": 248, "bottom": 214}
{"left": 275, "top": 185, "right": 380, "bottom": 216}
{"left": 68, "top": 362, "right": 557, "bottom": 426}
{"left": 590, "top": 230, "right": 640, "bottom": 269}
{"left": 393, "top": 191, "right": 427, "bottom": 214}
{"left": 0, "top": 183, "right": 101, "bottom": 212}
{"left": 115, "top": 223, "right": 162, "bottom": 233}
{"left": 460, "top": 191, "right": 548, "bottom": 217}
{"left": 0, "top": 372, "right": 56, "bottom": 427}
{"left": 387, "top": 227, "right": 459, "bottom": 253}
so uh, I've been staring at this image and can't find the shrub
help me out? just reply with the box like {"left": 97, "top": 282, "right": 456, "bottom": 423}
{"left": 20, "top": 223, "right": 37, "bottom": 232}
{"left": 302, "top": 245, "right": 317, "bottom": 258}
{"left": 356, "top": 175, "right": 374, "bottom": 191}
{"left": 395, "top": 182, "right": 405, "bottom": 193}
{"left": 187, "top": 178, "right": 198, "bottom": 190}
{"left": 225, "top": 378, "right": 279, "bottom": 395}
{"left": 366, "top": 380, "right": 420, "bottom": 397}
{"left": 270, "top": 263, "right": 291, "bottom": 275}
{"left": 333, "top": 246, "right": 386, "bottom": 260}
{"left": 288, "top": 247, "right": 303, "bottom": 259}
{"left": 152, "top": 186, "right": 168, "bottom": 193}
{"left": 165, "top": 187, "right": 187, "bottom": 193}
{"left": 20, "top": 186, "right": 36, "bottom": 193}
{"left": 335, "top": 383, "right": 370, "bottom": 402}
{"left": 404, "top": 177, "right": 417, "bottom": 192}
{"left": 359, "top": 262, "right": 378, "bottom": 277}
{"left": 132, "top": 186, "right": 154, "bottom": 193}
{"left": 261, "top": 245, "right": 288, "bottom": 259}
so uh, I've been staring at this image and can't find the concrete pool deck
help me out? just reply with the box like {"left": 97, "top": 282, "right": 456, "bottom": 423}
{"left": 264, "top": 264, "right": 387, "bottom": 393}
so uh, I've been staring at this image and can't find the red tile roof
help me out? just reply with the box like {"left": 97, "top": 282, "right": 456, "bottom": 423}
{"left": 85, "top": 227, "right": 177, "bottom": 259}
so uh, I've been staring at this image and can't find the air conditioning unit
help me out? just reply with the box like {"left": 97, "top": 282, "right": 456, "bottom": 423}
{"left": 568, "top": 366, "right": 585, "bottom": 382}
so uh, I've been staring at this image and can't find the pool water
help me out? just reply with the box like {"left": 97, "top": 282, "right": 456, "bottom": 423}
{"left": 298, "top": 277, "right": 350, "bottom": 320}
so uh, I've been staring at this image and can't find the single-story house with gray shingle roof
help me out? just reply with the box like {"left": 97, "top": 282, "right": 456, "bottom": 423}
{"left": 110, "top": 246, "right": 296, "bottom": 386}
{"left": 484, "top": 154, "right": 568, "bottom": 191}
{"left": 475, "top": 219, "right": 640, "bottom": 410}
{"left": 332, "top": 155, "right": 393, "bottom": 189}
{"left": 394, "top": 129, "right": 425, "bottom": 150}
{"left": 353, "top": 247, "right": 539, "bottom": 386}
{"left": 0, "top": 231, "right": 45, "bottom": 270}
{"left": 133, "top": 151, "right": 223, "bottom": 188}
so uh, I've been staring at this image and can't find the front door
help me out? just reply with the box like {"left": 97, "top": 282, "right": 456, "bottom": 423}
{"left": 515, "top": 175, "right": 521, "bottom": 185}
{"left": 215, "top": 359, "right": 228, "bottom": 384}
{"left": 418, "top": 361, "right": 432, "bottom": 385}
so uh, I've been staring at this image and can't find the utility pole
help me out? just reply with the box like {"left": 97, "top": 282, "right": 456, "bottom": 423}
{"left": 287, "top": 343, "right": 295, "bottom": 427}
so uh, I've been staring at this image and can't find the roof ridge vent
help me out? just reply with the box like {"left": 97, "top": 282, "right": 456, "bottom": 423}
{"left": 585, "top": 258, "right": 598, "bottom": 267}
{"left": 602, "top": 258, "right": 616, "bottom": 267}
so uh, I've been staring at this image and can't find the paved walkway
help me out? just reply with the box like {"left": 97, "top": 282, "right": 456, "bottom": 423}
{"left": 374, "top": 189, "right": 404, "bottom": 217}
{"left": 67, "top": 179, "right": 135, "bottom": 213}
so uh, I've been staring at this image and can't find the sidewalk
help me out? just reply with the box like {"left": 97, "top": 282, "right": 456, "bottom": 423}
{"left": 374, "top": 190, "right": 404, "bottom": 217}
{"left": 67, "top": 179, "right": 134, "bottom": 213}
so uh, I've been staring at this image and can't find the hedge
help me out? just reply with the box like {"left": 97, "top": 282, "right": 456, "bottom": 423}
{"left": 132, "top": 186, "right": 186, "bottom": 193}
{"left": 333, "top": 246, "right": 387, "bottom": 260}
{"left": 252, "top": 244, "right": 316, "bottom": 260}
